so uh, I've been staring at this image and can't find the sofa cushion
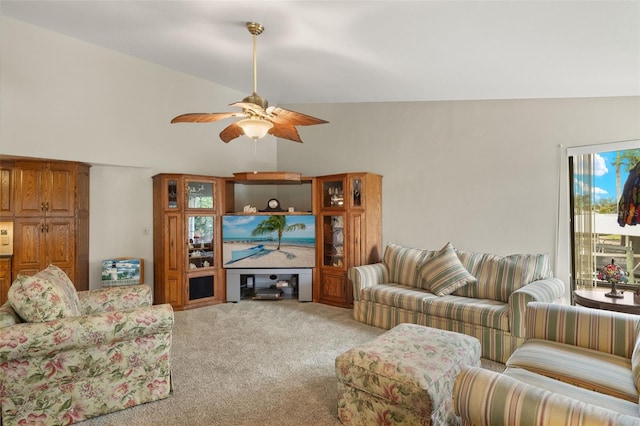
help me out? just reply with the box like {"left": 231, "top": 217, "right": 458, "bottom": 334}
{"left": 504, "top": 367, "right": 640, "bottom": 418}
{"left": 495, "top": 254, "right": 552, "bottom": 302}
{"left": 507, "top": 339, "right": 638, "bottom": 403}
{"left": 421, "top": 296, "right": 510, "bottom": 332}
{"left": 358, "top": 284, "right": 510, "bottom": 332}
{"left": 454, "top": 251, "right": 551, "bottom": 302}
{"left": 418, "top": 242, "right": 477, "bottom": 296}
{"left": 383, "top": 243, "right": 432, "bottom": 287}
{"left": 8, "top": 265, "right": 81, "bottom": 323}
{"left": 360, "top": 283, "right": 438, "bottom": 313}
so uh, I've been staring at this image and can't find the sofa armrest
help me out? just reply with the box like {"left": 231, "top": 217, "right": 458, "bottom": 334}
{"left": 78, "top": 284, "right": 153, "bottom": 314}
{"left": 453, "top": 366, "right": 639, "bottom": 426}
{"left": 0, "top": 303, "right": 174, "bottom": 362}
{"left": 509, "top": 278, "right": 565, "bottom": 338}
{"left": 525, "top": 301, "right": 639, "bottom": 358}
{"left": 348, "top": 263, "right": 389, "bottom": 301}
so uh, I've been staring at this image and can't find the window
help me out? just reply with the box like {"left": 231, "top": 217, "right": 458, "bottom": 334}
{"left": 570, "top": 143, "right": 640, "bottom": 289}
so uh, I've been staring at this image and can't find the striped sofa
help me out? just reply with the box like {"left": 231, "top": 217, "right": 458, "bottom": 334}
{"left": 348, "top": 243, "right": 565, "bottom": 363}
{"left": 453, "top": 302, "right": 640, "bottom": 425}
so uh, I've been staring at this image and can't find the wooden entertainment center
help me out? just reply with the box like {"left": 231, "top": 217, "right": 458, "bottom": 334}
{"left": 152, "top": 171, "right": 382, "bottom": 310}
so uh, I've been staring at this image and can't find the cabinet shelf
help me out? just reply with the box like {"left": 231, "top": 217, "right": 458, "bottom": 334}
{"left": 189, "top": 254, "right": 213, "bottom": 259}
{"left": 233, "top": 171, "right": 305, "bottom": 184}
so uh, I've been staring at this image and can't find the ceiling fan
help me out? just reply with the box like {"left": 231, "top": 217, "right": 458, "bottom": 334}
{"left": 171, "top": 22, "right": 328, "bottom": 143}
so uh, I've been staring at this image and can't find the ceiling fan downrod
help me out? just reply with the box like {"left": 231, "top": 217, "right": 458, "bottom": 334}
{"left": 247, "top": 22, "right": 264, "bottom": 99}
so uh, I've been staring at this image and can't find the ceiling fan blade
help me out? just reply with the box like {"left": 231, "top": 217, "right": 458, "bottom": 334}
{"left": 171, "top": 112, "right": 242, "bottom": 123}
{"left": 220, "top": 122, "right": 245, "bottom": 143}
{"left": 268, "top": 122, "right": 303, "bottom": 143}
{"left": 267, "top": 107, "right": 329, "bottom": 126}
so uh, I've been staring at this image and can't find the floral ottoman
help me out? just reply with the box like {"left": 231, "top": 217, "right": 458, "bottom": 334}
{"left": 335, "top": 323, "right": 481, "bottom": 425}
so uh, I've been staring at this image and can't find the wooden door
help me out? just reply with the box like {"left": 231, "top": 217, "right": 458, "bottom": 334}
{"left": 164, "top": 213, "right": 183, "bottom": 308}
{"left": 46, "top": 218, "right": 75, "bottom": 282}
{"left": 348, "top": 212, "right": 364, "bottom": 267}
{"left": 319, "top": 271, "right": 350, "bottom": 306}
{"left": 46, "top": 162, "right": 76, "bottom": 217}
{"left": 0, "top": 164, "right": 13, "bottom": 217}
{"left": 0, "top": 257, "right": 11, "bottom": 305}
{"left": 14, "top": 161, "right": 76, "bottom": 217}
{"left": 12, "top": 217, "right": 46, "bottom": 277}
{"left": 14, "top": 162, "right": 46, "bottom": 217}
{"left": 12, "top": 217, "right": 74, "bottom": 281}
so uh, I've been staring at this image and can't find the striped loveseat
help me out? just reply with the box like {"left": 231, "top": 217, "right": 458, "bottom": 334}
{"left": 348, "top": 243, "right": 565, "bottom": 363}
{"left": 453, "top": 302, "right": 640, "bottom": 425}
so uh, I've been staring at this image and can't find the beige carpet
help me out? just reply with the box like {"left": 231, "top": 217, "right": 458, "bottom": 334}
{"left": 81, "top": 300, "right": 503, "bottom": 426}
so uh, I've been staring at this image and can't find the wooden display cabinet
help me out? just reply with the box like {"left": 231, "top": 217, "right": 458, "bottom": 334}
{"left": 7, "top": 158, "right": 90, "bottom": 289}
{"left": 152, "top": 174, "right": 225, "bottom": 310}
{"left": 153, "top": 170, "right": 381, "bottom": 309}
{"left": 316, "top": 173, "right": 382, "bottom": 307}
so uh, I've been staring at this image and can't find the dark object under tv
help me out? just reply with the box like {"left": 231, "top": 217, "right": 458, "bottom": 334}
{"left": 253, "top": 287, "right": 283, "bottom": 300}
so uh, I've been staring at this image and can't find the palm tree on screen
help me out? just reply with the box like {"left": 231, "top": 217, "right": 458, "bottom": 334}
{"left": 251, "top": 215, "right": 306, "bottom": 250}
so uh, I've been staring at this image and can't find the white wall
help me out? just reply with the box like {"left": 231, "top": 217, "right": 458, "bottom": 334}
{"left": 0, "top": 17, "right": 277, "bottom": 172}
{"left": 278, "top": 99, "right": 640, "bottom": 297}
{"left": 0, "top": 17, "right": 278, "bottom": 288}
{"left": 88, "top": 165, "right": 154, "bottom": 287}
{"left": 2, "top": 17, "right": 640, "bottom": 297}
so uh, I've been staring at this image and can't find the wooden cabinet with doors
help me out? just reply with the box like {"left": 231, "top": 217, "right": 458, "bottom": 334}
{"left": 152, "top": 174, "right": 225, "bottom": 310}
{"left": 11, "top": 159, "right": 90, "bottom": 290}
{"left": 316, "top": 173, "right": 382, "bottom": 307}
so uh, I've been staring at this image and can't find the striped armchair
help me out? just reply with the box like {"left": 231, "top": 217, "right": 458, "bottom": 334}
{"left": 453, "top": 302, "right": 640, "bottom": 425}
{"left": 349, "top": 243, "right": 565, "bottom": 363}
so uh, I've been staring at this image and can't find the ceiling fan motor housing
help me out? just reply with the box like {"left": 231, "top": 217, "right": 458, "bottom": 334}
{"left": 243, "top": 93, "right": 268, "bottom": 110}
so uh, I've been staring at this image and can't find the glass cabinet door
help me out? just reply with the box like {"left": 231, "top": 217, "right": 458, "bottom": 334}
{"left": 350, "top": 176, "right": 362, "bottom": 208}
{"left": 186, "top": 180, "right": 214, "bottom": 209}
{"left": 322, "top": 179, "right": 345, "bottom": 208}
{"left": 167, "top": 179, "right": 179, "bottom": 209}
{"left": 322, "top": 214, "right": 345, "bottom": 268}
{"left": 186, "top": 215, "right": 214, "bottom": 269}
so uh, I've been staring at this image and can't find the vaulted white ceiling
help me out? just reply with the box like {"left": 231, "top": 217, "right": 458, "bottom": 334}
{"left": 3, "top": 1, "right": 639, "bottom": 105}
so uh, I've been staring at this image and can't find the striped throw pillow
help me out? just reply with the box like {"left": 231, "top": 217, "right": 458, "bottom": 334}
{"left": 418, "top": 242, "right": 477, "bottom": 296}
{"left": 383, "top": 243, "right": 431, "bottom": 287}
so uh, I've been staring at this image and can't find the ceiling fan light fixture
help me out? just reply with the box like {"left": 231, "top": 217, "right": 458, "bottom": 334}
{"left": 237, "top": 118, "right": 273, "bottom": 140}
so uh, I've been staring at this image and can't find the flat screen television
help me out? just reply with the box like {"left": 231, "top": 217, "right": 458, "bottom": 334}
{"left": 222, "top": 215, "right": 316, "bottom": 268}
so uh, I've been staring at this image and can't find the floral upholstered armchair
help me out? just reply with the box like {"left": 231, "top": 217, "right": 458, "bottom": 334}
{"left": 0, "top": 265, "right": 174, "bottom": 426}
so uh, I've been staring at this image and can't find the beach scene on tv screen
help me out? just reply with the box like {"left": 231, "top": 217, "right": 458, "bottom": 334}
{"left": 222, "top": 215, "right": 316, "bottom": 268}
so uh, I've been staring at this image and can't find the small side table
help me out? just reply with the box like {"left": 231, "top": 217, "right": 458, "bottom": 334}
{"left": 573, "top": 287, "right": 640, "bottom": 315}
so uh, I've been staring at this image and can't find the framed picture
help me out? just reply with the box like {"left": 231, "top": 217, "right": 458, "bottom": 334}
{"left": 101, "top": 257, "right": 144, "bottom": 287}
